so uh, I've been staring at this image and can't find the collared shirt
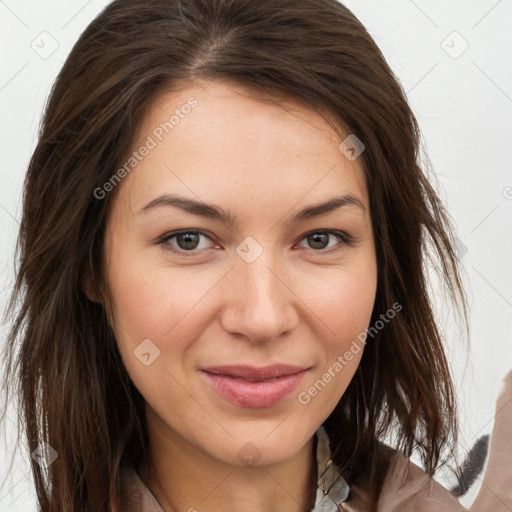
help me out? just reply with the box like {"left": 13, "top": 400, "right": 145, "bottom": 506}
{"left": 119, "top": 425, "right": 350, "bottom": 511}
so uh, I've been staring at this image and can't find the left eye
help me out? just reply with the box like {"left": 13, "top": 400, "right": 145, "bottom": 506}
{"left": 296, "top": 231, "right": 349, "bottom": 251}
{"left": 157, "top": 229, "right": 351, "bottom": 256}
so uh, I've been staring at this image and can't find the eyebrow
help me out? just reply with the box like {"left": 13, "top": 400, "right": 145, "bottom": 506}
{"left": 139, "top": 193, "right": 365, "bottom": 224}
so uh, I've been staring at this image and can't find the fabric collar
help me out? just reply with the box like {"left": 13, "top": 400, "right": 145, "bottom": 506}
{"left": 313, "top": 424, "right": 351, "bottom": 510}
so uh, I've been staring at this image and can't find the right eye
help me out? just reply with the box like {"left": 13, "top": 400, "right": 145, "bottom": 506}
{"left": 157, "top": 229, "right": 218, "bottom": 256}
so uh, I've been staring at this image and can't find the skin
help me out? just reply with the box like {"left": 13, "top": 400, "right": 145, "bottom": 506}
{"left": 102, "top": 79, "right": 378, "bottom": 512}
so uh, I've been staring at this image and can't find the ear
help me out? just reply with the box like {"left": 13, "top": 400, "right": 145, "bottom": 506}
{"left": 82, "top": 272, "right": 102, "bottom": 303}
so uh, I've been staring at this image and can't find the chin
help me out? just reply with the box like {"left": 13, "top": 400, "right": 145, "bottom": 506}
{"left": 195, "top": 422, "right": 313, "bottom": 467}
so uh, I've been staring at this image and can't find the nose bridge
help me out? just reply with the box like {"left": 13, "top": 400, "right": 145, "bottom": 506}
{"left": 222, "top": 238, "right": 297, "bottom": 343}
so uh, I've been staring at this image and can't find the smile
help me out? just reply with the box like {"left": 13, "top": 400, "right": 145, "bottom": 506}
{"left": 200, "top": 364, "right": 309, "bottom": 408}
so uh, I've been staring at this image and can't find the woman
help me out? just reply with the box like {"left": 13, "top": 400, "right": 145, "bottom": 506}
{"left": 1, "top": 0, "right": 510, "bottom": 511}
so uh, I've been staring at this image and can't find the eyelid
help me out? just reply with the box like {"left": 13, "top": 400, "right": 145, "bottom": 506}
{"left": 156, "top": 228, "right": 354, "bottom": 256}
{"left": 156, "top": 229, "right": 218, "bottom": 253}
{"left": 297, "top": 229, "right": 354, "bottom": 251}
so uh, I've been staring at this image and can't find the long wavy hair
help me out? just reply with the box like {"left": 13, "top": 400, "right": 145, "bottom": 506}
{"left": 1, "top": 0, "right": 468, "bottom": 510}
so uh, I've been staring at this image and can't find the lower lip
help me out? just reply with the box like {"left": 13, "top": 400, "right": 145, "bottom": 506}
{"left": 201, "top": 370, "right": 307, "bottom": 408}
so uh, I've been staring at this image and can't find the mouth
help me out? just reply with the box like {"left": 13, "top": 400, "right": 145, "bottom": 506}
{"left": 201, "top": 364, "right": 308, "bottom": 380}
{"left": 200, "top": 364, "right": 310, "bottom": 408}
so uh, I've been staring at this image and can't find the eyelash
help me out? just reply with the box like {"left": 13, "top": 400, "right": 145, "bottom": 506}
{"left": 156, "top": 229, "right": 354, "bottom": 257}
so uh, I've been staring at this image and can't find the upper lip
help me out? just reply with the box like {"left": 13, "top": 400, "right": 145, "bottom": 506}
{"left": 200, "top": 364, "right": 309, "bottom": 381}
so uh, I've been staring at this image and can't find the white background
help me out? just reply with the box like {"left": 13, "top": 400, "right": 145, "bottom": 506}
{"left": 0, "top": 1, "right": 511, "bottom": 510}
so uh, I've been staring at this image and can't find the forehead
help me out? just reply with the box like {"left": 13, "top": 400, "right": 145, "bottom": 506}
{"left": 118, "top": 80, "right": 369, "bottom": 215}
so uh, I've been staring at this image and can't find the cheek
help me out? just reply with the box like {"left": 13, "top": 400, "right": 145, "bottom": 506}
{"left": 108, "top": 265, "right": 166, "bottom": 346}
{"left": 322, "top": 274, "right": 375, "bottom": 368}
{"left": 108, "top": 251, "right": 209, "bottom": 341}
{"left": 301, "top": 258, "right": 377, "bottom": 347}
{"left": 330, "top": 273, "right": 376, "bottom": 339}
{"left": 106, "top": 256, "right": 204, "bottom": 407}
{"left": 294, "top": 260, "right": 377, "bottom": 411}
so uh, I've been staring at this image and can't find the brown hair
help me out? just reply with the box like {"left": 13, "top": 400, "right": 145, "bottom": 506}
{"left": 1, "top": 0, "right": 468, "bottom": 510}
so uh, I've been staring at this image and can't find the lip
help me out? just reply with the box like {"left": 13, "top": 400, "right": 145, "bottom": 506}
{"left": 200, "top": 365, "right": 309, "bottom": 408}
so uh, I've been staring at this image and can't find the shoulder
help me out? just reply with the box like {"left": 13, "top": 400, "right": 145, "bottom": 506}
{"left": 343, "top": 445, "right": 467, "bottom": 512}
{"left": 375, "top": 370, "right": 512, "bottom": 512}
{"left": 376, "top": 452, "right": 467, "bottom": 511}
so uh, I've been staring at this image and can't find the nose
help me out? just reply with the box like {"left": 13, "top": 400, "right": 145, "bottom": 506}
{"left": 219, "top": 247, "right": 299, "bottom": 344}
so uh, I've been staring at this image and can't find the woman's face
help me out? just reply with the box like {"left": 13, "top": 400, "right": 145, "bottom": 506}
{"left": 104, "top": 80, "right": 377, "bottom": 467}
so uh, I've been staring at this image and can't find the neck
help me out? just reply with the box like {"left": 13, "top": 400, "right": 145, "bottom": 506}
{"left": 139, "top": 408, "right": 318, "bottom": 512}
